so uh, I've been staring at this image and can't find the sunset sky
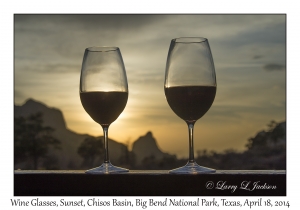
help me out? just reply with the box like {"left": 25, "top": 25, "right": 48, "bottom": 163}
{"left": 14, "top": 14, "right": 286, "bottom": 158}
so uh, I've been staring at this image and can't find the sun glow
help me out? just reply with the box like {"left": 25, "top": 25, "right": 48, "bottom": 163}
{"left": 14, "top": 14, "right": 286, "bottom": 158}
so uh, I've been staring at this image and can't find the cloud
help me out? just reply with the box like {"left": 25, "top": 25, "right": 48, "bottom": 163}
{"left": 14, "top": 15, "right": 286, "bottom": 156}
{"left": 263, "top": 63, "right": 285, "bottom": 71}
{"left": 253, "top": 55, "right": 263, "bottom": 59}
{"left": 14, "top": 14, "right": 164, "bottom": 32}
{"left": 15, "top": 63, "right": 81, "bottom": 74}
{"left": 14, "top": 90, "right": 25, "bottom": 102}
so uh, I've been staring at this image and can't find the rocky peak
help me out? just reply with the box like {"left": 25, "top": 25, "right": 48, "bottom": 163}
{"left": 132, "top": 131, "right": 169, "bottom": 165}
{"left": 14, "top": 98, "right": 67, "bottom": 131}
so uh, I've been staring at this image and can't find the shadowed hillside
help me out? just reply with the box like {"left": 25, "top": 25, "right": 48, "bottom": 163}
{"left": 14, "top": 99, "right": 130, "bottom": 170}
{"left": 14, "top": 98, "right": 286, "bottom": 170}
{"left": 132, "top": 131, "right": 176, "bottom": 166}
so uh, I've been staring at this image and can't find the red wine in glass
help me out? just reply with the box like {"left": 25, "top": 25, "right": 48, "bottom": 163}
{"left": 79, "top": 47, "right": 129, "bottom": 174}
{"left": 80, "top": 91, "right": 128, "bottom": 126}
{"left": 165, "top": 85, "right": 216, "bottom": 123}
{"left": 164, "top": 37, "right": 217, "bottom": 174}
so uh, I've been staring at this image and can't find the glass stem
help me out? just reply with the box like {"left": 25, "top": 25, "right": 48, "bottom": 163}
{"left": 187, "top": 122, "right": 195, "bottom": 163}
{"left": 102, "top": 126, "right": 110, "bottom": 163}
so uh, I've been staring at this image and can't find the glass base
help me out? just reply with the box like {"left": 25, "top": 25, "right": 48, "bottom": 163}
{"left": 169, "top": 161, "right": 216, "bottom": 174}
{"left": 85, "top": 162, "right": 129, "bottom": 174}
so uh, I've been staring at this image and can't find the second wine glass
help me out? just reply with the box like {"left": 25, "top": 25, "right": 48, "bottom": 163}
{"left": 164, "top": 37, "right": 217, "bottom": 174}
{"left": 80, "top": 46, "right": 129, "bottom": 174}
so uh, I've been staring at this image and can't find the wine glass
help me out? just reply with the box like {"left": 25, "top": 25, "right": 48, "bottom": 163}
{"left": 164, "top": 37, "right": 217, "bottom": 174}
{"left": 79, "top": 46, "right": 129, "bottom": 174}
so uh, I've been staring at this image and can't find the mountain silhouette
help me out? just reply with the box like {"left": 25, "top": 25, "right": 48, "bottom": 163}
{"left": 14, "top": 99, "right": 129, "bottom": 169}
{"left": 132, "top": 131, "right": 174, "bottom": 165}
{"left": 14, "top": 98, "right": 174, "bottom": 170}
{"left": 14, "top": 98, "right": 285, "bottom": 170}
{"left": 15, "top": 98, "right": 66, "bottom": 131}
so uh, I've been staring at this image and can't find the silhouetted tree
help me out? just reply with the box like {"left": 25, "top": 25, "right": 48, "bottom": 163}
{"left": 77, "top": 136, "right": 104, "bottom": 168}
{"left": 246, "top": 120, "right": 286, "bottom": 153}
{"left": 194, "top": 120, "right": 286, "bottom": 170}
{"left": 14, "top": 112, "right": 61, "bottom": 169}
{"left": 267, "top": 120, "right": 286, "bottom": 144}
{"left": 243, "top": 120, "right": 286, "bottom": 169}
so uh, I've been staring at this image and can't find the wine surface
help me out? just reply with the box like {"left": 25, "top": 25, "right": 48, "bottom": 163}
{"left": 80, "top": 91, "right": 128, "bottom": 126}
{"left": 165, "top": 86, "right": 216, "bottom": 122}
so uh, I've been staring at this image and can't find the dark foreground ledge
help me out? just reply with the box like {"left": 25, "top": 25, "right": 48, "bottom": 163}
{"left": 14, "top": 170, "right": 286, "bottom": 196}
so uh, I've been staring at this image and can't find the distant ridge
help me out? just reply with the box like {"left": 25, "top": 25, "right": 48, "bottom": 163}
{"left": 14, "top": 98, "right": 128, "bottom": 169}
{"left": 132, "top": 131, "right": 175, "bottom": 165}
{"left": 14, "top": 98, "right": 174, "bottom": 169}
{"left": 15, "top": 98, "right": 67, "bottom": 131}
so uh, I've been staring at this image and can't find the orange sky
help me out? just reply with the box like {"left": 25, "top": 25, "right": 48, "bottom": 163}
{"left": 14, "top": 15, "right": 286, "bottom": 158}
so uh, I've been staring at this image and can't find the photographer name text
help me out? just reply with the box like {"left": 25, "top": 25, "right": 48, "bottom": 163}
{"left": 206, "top": 180, "right": 277, "bottom": 193}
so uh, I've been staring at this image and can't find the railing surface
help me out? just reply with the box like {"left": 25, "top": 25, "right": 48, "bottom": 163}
{"left": 14, "top": 170, "right": 286, "bottom": 196}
